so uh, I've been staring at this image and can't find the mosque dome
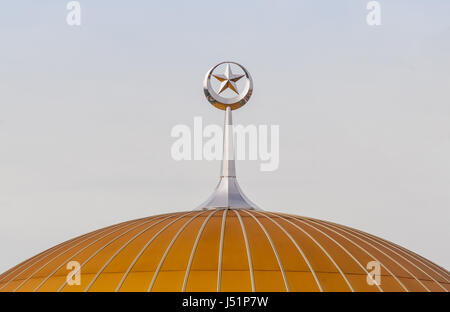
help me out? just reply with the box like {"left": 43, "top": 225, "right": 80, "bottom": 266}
{"left": 1, "top": 62, "right": 448, "bottom": 292}
{"left": 0, "top": 210, "right": 448, "bottom": 292}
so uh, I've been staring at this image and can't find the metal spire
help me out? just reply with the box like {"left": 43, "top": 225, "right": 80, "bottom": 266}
{"left": 199, "top": 61, "right": 258, "bottom": 210}
{"left": 198, "top": 106, "right": 258, "bottom": 210}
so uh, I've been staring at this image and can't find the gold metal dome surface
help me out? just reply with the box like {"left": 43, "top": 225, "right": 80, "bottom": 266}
{"left": 0, "top": 209, "right": 448, "bottom": 292}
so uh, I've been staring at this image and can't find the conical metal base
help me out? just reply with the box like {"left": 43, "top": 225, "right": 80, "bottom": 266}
{"left": 198, "top": 177, "right": 258, "bottom": 210}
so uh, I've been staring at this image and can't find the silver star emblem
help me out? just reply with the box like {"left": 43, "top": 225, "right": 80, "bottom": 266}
{"left": 213, "top": 63, "right": 245, "bottom": 95}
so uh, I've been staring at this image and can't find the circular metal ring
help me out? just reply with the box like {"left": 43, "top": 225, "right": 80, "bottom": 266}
{"left": 203, "top": 61, "right": 253, "bottom": 110}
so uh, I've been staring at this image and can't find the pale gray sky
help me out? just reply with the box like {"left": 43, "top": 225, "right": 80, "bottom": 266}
{"left": 0, "top": 0, "right": 449, "bottom": 273}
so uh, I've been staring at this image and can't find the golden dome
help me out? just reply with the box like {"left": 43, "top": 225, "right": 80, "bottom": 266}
{"left": 2, "top": 63, "right": 448, "bottom": 292}
{"left": 0, "top": 209, "right": 448, "bottom": 292}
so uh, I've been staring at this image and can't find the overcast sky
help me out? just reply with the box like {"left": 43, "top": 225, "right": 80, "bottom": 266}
{"left": 0, "top": 0, "right": 449, "bottom": 273}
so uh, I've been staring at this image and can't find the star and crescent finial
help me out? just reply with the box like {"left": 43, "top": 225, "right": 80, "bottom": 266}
{"left": 203, "top": 61, "right": 253, "bottom": 111}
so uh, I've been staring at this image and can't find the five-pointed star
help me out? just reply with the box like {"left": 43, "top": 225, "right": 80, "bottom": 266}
{"left": 213, "top": 64, "right": 245, "bottom": 95}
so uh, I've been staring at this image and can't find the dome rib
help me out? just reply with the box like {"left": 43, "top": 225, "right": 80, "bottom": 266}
{"left": 13, "top": 220, "right": 136, "bottom": 292}
{"left": 350, "top": 225, "right": 450, "bottom": 284}
{"left": 0, "top": 234, "right": 76, "bottom": 287}
{"left": 298, "top": 217, "right": 409, "bottom": 291}
{"left": 310, "top": 218, "right": 422, "bottom": 290}
{"left": 216, "top": 209, "right": 228, "bottom": 292}
{"left": 334, "top": 221, "right": 447, "bottom": 291}
{"left": 81, "top": 213, "right": 177, "bottom": 292}
{"left": 274, "top": 212, "right": 384, "bottom": 292}
{"left": 391, "top": 245, "right": 449, "bottom": 280}
{"left": 54, "top": 214, "right": 173, "bottom": 292}
{"left": 256, "top": 211, "right": 324, "bottom": 292}
{"left": 41, "top": 216, "right": 164, "bottom": 292}
{"left": 284, "top": 215, "right": 387, "bottom": 292}
{"left": 315, "top": 219, "right": 431, "bottom": 292}
{"left": 148, "top": 210, "right": 206, "bottom": 292}
{"left": 182, "top": 210, "right": 217, "bottom": 292}
{"left": 233, "top": 210, "right": 255, "bottom": 291}
{"left": 340, "top": 220, "right": 447, "bottom": 291}
{"left": 242, "top": 210, "right": 290, "bottom": 292}
{"left": 111, "top": 211, "right": 194, "bottom": 292}
{"left": 1, "top": 225, "right": 107, "bottom": 286}
{"left": 273, "top": 213, "right": 355, "bottom": 292}
{"left": 0, "top": 224, "right": 114, "bottom": 291}
{"left": 310, "top": 217, "right": 449, "bottom": 290}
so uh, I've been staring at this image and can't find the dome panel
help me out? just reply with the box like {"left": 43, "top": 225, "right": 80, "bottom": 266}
{"left": 239, "top": 211, "right": 288, "bottom": 291}
{"left": 220, "top": 210, "right": 253, "bottom": 292}
{"left": 185, "top": 210, "right": 222, "bottom": 292}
